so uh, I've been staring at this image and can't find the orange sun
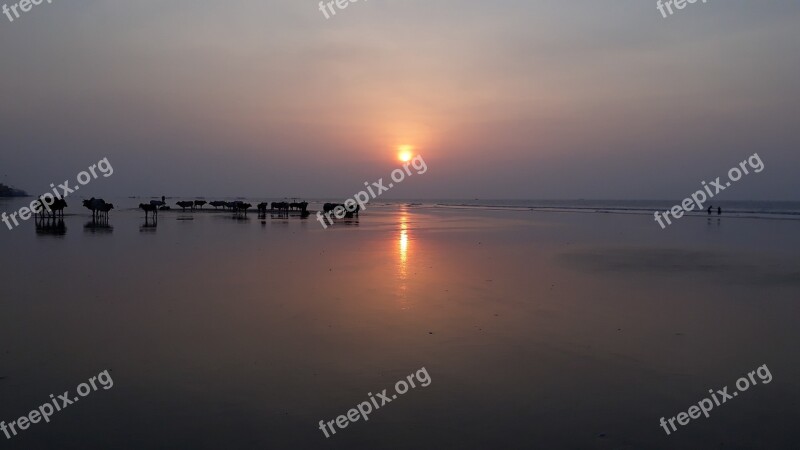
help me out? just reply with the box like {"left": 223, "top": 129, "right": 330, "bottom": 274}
{"left": 397, "top": 145, "right": 414, "bottom": 162}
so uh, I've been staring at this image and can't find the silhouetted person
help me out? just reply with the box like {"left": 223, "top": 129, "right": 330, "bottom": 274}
{"left": 707, "top": 205, "right": 713, "bottom": 215}
{"left": 717, "top": 207, "right": 721, "bottom": 215}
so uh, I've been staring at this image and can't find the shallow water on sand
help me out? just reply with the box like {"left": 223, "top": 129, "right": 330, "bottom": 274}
{"left": 0, "top": 201, "right": 799, "bottom": 449}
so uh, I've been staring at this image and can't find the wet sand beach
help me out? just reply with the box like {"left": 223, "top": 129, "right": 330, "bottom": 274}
{"left": 1, "top": 201, "right": 799, "bottom": 449}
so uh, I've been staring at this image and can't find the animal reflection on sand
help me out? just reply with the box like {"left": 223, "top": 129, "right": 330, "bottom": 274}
{"left": 84, "top": 216, "right": 113, "bottom": 233}
{"left": 34, "top": 215, "right": 66, "bottom": 236}
{"left": 140, "top": 218, "right": 157, "bottom": 232}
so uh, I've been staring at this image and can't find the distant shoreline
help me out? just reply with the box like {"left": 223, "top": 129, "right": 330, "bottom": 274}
{"left": 0, "top": 183, "right": 28, "bottom": 198}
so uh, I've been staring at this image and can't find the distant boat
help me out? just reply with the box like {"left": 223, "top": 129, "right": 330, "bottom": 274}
{"left": 0, "top": 183, "right": 27, "bottom": 197}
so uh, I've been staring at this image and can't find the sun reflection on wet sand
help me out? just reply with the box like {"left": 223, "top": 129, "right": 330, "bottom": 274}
{"left": 397, "top": 207, "right": 410, "bottom": 307}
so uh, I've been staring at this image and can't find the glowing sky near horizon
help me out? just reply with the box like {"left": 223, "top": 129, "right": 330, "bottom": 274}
{"left": 0, "top": 1, "right": 798, "bottom": 199}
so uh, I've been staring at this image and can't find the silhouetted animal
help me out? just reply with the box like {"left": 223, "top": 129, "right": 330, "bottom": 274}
{"left": 53, "top": 199, "right": 67, "bottom": 217}
{"left": 176, "top": 201, "right": 194, "bottom": 211}
{"left": 194, "top": 200, "right": 207, "bottom": 209}
{"left": 290, "top": 201, "right": 308, "bottom": 212}
{"left": 210, "top": 201, "right": 227, "bottom": 209}
{"left": 139, "top": 203, "right": 158, "bottom": 220}
{"left": 150, "top": 200, "right": 165, "bottom": 208}
{"left": 36, "top": 196, "right": 67, "bottom": 218}
{"left": 83, "top": 198, "right": 109, "bottom": 220}
{"left": 99, "top": 202, "right": 114, "bottom": 218}
{"left": 324, "top": 203, "right": 359, "bottom": 218}
{"left": 257, "top": 202, "right": 269, "bottom": 214}
{"left": 234, "top": 201, "right": 252, "bottom": 215}
{"left": 323, "top": 203, "right": 342, "bottom": 213}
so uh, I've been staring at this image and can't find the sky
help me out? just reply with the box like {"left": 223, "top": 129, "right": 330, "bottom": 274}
{"left": 0, "top": 0, "right": 798, "bottom": 200}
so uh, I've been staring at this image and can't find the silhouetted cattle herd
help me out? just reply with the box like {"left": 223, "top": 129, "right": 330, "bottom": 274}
{"left": 30, "top": 197, "right": 350, "bottom": 223}
{"left": 31, "top": 196, "right": 112, "bottom": 221}
{"left": 168, "top": 200, "right": 311, "bottom": 216}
